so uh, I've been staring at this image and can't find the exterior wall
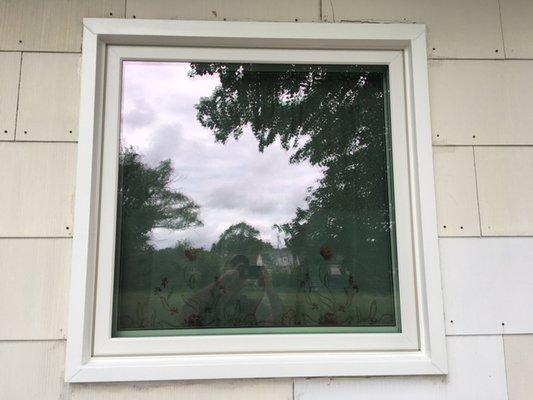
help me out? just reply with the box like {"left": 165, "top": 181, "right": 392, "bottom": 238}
{"left": 0, "top": 0, "right": 532, "bottom": 399}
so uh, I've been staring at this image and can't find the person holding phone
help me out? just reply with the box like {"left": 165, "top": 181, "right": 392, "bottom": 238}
{"left": 182, "top": 254, "right": 284, "bottom": 328}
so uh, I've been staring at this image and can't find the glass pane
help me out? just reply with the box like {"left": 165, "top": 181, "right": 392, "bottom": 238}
{"left": 113, "top": 61, "right": 400, "bottom": 336}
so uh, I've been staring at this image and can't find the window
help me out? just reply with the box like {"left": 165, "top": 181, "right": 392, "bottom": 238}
{"left": 66, "top": 19, "right": 447, "bottom": 382}
{"left": 114, "top": 61, "right": 400, "bottom": 336}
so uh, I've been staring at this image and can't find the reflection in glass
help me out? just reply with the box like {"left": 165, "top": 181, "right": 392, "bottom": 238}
{"left": 113, "top": 61, "right": 400, "bottom": 335}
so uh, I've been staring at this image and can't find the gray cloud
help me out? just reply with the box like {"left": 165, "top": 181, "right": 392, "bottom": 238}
{"left": 121, "top": 61, "right": 323, "bottom": 249}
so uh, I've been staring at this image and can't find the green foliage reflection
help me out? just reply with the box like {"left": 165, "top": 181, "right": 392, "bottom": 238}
{"left": 114, "top": 63, "right": 399, "bottom": 334}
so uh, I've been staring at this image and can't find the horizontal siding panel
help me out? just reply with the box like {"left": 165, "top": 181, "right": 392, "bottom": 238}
{"left": 440, "top": 238, "right": 533, "bottom": 335}
{"left": 0, "top": 0, "right": 125, "bottom": 52}
{"left": 433, "top": 146, "right": 480, "bottom": 236}
{"left": 500, "top": 0, "right": 533, "bottom": 58}
{"left": 0, "top": 239, "right": 71, "bottom": 340}
{"left": 475, "top": 147, "right": 533, "bottom": 235}
{"left": 0, "top": 340, "right": 67, "bottom": 399}
{"left": 430, "top": 60, "right": 533, "bottom": 145}
{"left": 16, "top": 53, "right": 80, "bottom": 142}
{"left": 126, "top": 0, "right": 320, "bottom": 21}
{"left": 0, "top": 142, "right": 76, "bottom": 237}
{"left": 504, "top": 334, "right": 533, "bottom": 400}
{"left": 321, "top": 0, "right": 504, "bottom": 59}
{"left": 295, "top": 336, "right": 507, "bottom": 400}
{"left": 0, "top": 52, "right": 20, "bottom": 141}
{"left": 71, "top": 378, "right": 293, "bottom": 399}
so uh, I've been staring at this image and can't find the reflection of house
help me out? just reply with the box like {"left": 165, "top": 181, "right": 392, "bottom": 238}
{"left": 263, "top": 249, "right": 298, "bottom": 273}
{"left": 250, "top": 254, "right": 263, "bottom": 267}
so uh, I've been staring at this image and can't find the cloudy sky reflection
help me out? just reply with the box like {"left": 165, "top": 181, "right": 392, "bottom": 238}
{"left": 121, "top": 61, "right": 324, "bottom": 249}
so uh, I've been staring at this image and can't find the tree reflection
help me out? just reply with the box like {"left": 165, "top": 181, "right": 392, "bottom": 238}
{"left": 115, "top": 148, "right": 203, "bottom": 326}
{"left": 115, "top": 63, "right": 397, "bottom": 332}
{"left": 190, "top": 63, "right": 394, "bottom": 295}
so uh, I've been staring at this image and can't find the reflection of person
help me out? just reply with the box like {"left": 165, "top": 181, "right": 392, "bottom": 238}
{"left": 182, "top": 255, "right": 284, "bottom": 328}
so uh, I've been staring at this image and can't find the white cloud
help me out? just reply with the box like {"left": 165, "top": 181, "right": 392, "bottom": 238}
{"left": 121, "top": 61, "right": 324, "bottom": 249}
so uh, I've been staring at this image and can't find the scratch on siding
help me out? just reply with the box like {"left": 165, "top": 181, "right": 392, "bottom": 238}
{"left": 329, "top": 0, "right": 336, "bottom": 21}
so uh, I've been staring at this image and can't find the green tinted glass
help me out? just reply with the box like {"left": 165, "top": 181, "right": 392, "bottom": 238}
{"left": 113, "top": 61, "right": 400, "bottom": 336}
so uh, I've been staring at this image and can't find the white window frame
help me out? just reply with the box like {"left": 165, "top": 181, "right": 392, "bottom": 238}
{"left": 66, "top": 18, "right": 447, "bottom": 382}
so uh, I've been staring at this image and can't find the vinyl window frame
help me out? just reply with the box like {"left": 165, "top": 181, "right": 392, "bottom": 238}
{"left": 66, "top": 18, "right": 447, "bottom": 382}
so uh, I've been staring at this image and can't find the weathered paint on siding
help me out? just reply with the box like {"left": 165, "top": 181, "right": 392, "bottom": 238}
{"left": 126, "top": 0, "right": 320, "bottom": 22}
{"left": 321, "top": 0, "right": 504, "bottom": 59}
{"left": 70, "top": 379, "right": 293, "bottom": 400}
{"left": 0, "top": 0, "right": 532, "bottom": 399}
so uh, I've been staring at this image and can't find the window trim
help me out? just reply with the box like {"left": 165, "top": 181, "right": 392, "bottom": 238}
{"left": 66, "top": 18, "right": 447, "bottom": 382}
{"left": 95, "top": 46, "right": 417, "bottom": 356}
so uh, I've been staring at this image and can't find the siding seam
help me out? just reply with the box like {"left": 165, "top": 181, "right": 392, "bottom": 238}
{"left": 4, "top": 140, "right": 79, "bottom": 144}
{"left": 502, "top": 334, "right": 511, "bottom": 400}
{"left": 0, "top": 338, "right": 67, "bottom": 343}
{"left": 12, "top": 52, "right": 23, "bottom": 141}
{"left": 292, "top": 378, "right": 296, "bottom": 400}
{"left": 0, "top": 50, "right": 81, "bottom": 55}
{"left": 329, "top": 0, "right": 336, "bottom": 22}
{"left": 472, "top": 147, "right": 484, "bottom": 237}
{"left": 7, "top": 52, "right": 533, "bottom": 61}
{"left": 497, "top": 0, "right": 508, "bottom": 58}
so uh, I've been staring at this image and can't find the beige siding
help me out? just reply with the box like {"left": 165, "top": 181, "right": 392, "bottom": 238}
{"left": 0, "top": 239, "right": 71, "bottom": 340}
{"left": 430, "top": 60, "right": 533, "bottom": 145}
{"left": 321, "top": 0, "right": 504, "bottom": 59}
{"left": 475, "top": 147, "right": 533, "bottom": 236}
{"left": 126, "top": 0, "right": 320, "bottom": 21}
{"left": 16, "top": 53, "right": 80, "bottom": 141}
{"left": 504, "top": 335, "right": 533, "bottom": 400}
{"left": 500, "top": 0, "right": 533, "bottom": 58}
{"left": 71, "top": 379, "right": 293, "bottom": 399}
{"left": 0, "top": 142, "right": 76, "bottom": 237}
{"left": 295, "top": 336, "right": 508, "bottom": 400}
{"left": 440, "top": 238, "right": 533, "bottom": 335}
{"left": 0, "top": 52, "right": 21, "bottom": 141}
{"left": 0, "top": 0, "right": 125, "bottom": 52}
{"left": 433, "top": 147, "right": 480, "bottom": 236}
{"left": 0, "top": 340, "right": 68, "bottom": 400}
